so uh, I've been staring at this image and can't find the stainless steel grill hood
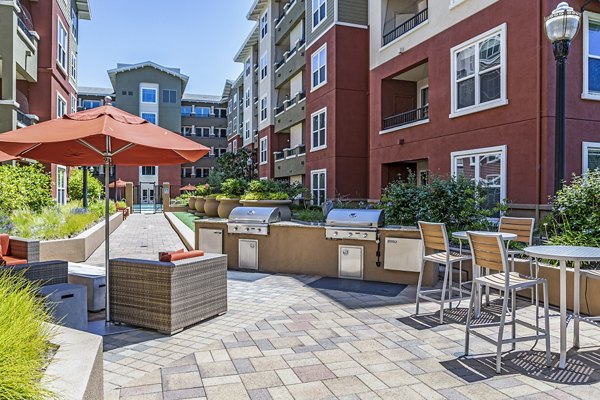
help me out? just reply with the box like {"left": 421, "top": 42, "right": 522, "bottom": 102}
{"left": 325, "top": 209, "right": 384, "bottom": 241}
{"left": 227, "top": 207, "right": 281, "bottom": 235}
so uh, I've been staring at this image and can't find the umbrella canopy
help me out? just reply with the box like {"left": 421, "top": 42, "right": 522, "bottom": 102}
{"left": 0, "top": 150, "right": 16, "bottom": 162}
{"left": 181, "top": 184, "right": 197, "bottom": 191}
{"left": 0, "top": 105, "right": 209, "bottom": 323}
{"left": 108, "top": 178, "right": 128, "bottom": 188}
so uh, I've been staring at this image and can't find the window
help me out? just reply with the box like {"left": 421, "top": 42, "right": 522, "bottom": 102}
{"left": 420, "top": 86, "right": 429, "bottom": 108}
{"left": 56, "top": 93, "right": 67, "bottom": 118}
{"left": 245, "top": 122, "right": 251, "bottom": 140}
{"left": 83, "top": 100, "right": 101, "bottom": 110}
{"left": 232, "top": 140, "right": 238, "bottom": 154}
{"left": 162, "top": 89, "right": 177, "bottom": 103}
{"left": 311, "top": 108, "right": 327, "bottom": 150}
{"left": 197, "top": 127, "right": 210, "bottom": 137}
{"left": 245, "top": 58, "right": 251, "bottom": 76}
{"left": 259, "top": 137, "right": 268, "bottom": 165}
{"left": 181, "top": 105, "right": 192, "bottom": 116}
{"left": 260, "top": 11, "right": 268, "bottom": 39}
{"left": 56, "top": 166, "right": 66, "bottom": 205}
{"left": 311, "top": 45, "right": 327, "bottom": 89}
{"left": 71, "top": 5, "right": 78, "bottom": 39}
{"left": 141, "top": 166, "right": 156, "bottom": 175}
{"left": 57, "top": 20, "right": 67, "bottom": 70}
{"left": 70, "top": 51, "right": 77, "bottom": 81}
{"left": 195, "top": 167, "right": 210, "bottom": 178}
{"left": 260, "top": 96, "right": 268, "bottom": 121}
{"left": 312, "top": 0, "right": 326, "bottom": 29}
{"left": 583, "top": 142, "right": 600, "bottom": 172}
{"left": 214, "top": 148, "right": 226, "bottom": 158}
{"left": 194, "top": 107, "right": 211, "bottom": 117}
{"left": 181, "top": 126, "right": 193, "bottom": 136}
{"left": 451, "top": 24, "right": 506, "bottom": 117}
{"left": 583, "top": 12, "right": 600, "bottom": 100}
{"left": 311, "top": 169, "right": 327, "bottom": 205}
{"left": 181, "top": 167, "right": 193, "bottom": 178}
{"left": 70, "top": 95, "right": 77, "bottom": 114}
{"left": 245, "top": 89, "right": 251, "bottom": 108}
{"left": 260, "top": 53, "right": 268, "bottom": 80}
{"left": 141, "top": 88, "right": 157, "bottom": 103}
{"left": 141, "top": 113, "right": 157, "bottom": 124}
{"left": 451, "top": 145, "right": 507, "bottom": 209}
{"left": 215, "top": 108, "right": 227, "bottom": 118}
{"left": 215, "top": 128, "right": 227, "bottom": 138}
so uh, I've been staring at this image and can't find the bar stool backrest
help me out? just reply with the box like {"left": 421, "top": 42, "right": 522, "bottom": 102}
{"left": 467, "top": 232, "right": 509, "bottom": 274}
{"left": 418, "top": 221, "right": 449, "bottom": 254}
{"left": 498, "top": 217, "right": 535, "bottom": 245}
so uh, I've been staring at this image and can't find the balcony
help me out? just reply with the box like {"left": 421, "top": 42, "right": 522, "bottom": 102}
{"left": 382, "top": 106, "right": 428, "bottom": 130}
{"left": 274, "top": 144, "right": 306, "bottom": 178}
{"left": 274, "top": 40, "right": 305, "bottom": 88}
{"left": 275, "top": 0, "right": 305, "bottom": 45}
{"left": 274, "top": 91, "right": 306, "bottom": 132}
{"left": 1, "top": 0, "right": 39, "bottom": 83}
{"left": 382, "top": 0, "right": 428, "bottom": 46}
{"left": 16, "top": 109, "right": 37, "bottom": 127}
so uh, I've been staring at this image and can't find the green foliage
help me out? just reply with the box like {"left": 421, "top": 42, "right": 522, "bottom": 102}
{"left": 545, "top": 170, "right": 600, "bottom": 250}
{"left": 0, "top": 163, "right": 53, "bottom": 215}
{"left": 220, "top": 178, "right": 247, "bottom": 199}
{"left": 241, "top": 179, "right": 305, "bottom": 200}
{"left": 381, "top": 172, "right": 506, "bottom": 233}
{"left": 0, "top": 272, "right": 56, "bottom": 399}
{"left": 292, "top": 206, "right": 324, "bottom": 222}
{"left": 67, "top": 168, "right": 104, "bottom": 201}
{"left": 173, "top": 212, "right": 199, "bottom": 230}
{"left": 195, "top": 184, "right": 210, "bottom": 197}
{"left": 116, "top": 200, "right": 127, "bottom": 209}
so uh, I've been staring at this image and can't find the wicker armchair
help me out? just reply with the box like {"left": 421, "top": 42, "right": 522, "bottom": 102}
{"left": 3, "top": 260, "right": 68, "bottom": 286}
{"left": 108, "top": 253, "right": 228, "bottom": 335}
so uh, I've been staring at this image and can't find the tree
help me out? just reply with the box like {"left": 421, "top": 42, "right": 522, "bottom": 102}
{"left": 0, "top": 163, "right": 53, "bottom": 215}
{"left": 68, "top": 168, "right": 104, "bottom": 201}
{"left": 209, "top": 148, "right": 257, "bottom": 190}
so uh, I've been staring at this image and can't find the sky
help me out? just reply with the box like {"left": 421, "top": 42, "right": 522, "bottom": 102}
{"left": 77, "top": 0, "right": 255, "bottom": 95}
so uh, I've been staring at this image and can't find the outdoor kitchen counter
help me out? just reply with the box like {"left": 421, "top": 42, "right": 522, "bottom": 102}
{"left": 195, "top": 219, "right": 437, "bottom": 286}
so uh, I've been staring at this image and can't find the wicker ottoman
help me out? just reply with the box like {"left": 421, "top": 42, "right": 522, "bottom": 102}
{"left": 108, "top": 253, "right": 228, "bottom": 335}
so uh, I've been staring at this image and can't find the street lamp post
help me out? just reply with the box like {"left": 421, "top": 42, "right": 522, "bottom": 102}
{"left": 544, "top": 2, "right": 581, "bottom": 192}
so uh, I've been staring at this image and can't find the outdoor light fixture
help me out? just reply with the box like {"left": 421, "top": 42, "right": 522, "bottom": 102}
{"left": 544, "top": 2, "right": 581, "bottom": 192}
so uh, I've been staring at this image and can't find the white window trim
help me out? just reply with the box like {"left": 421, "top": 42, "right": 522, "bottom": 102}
{"left": 140, "top": 87, "right": 158, "bottom": 104}
{"left": 56, "top": 92, "right": 67, "bottom": 118}
{"left": 310, "top": 107, "right": 327, "bottom": 151}
{"left": 260, "top": 11, "right": 269, "bottom": 40}
{"left": 583, "top": 141, "right": 600, "bottom": 172}
{"left": 260, "top": 96, "right": 268, "bottom": 121}
{"left": 56, "top": 165, "right": 67, "bottom": 205}
{"left": 310, "top": 168, "right": 327, "bottom": 206}
{"left": 449, "top": 0, "right": 467, "bottom": 10}
{"left": 57, "top": 18, "right": 68, "bottom": 72}
{"left": 69, "top": 51, "right": 77, "bottom": 82}
{"left": 310, "top": 43, "right": 327, "bottom": 92}
{"left": 260, "top": 53, "right": 268, "bottom": 80}
{"left": 259, "top": 137, "right": 268, "bottom": 165}
{"left": 449, "top": 23, "right": 508, "bottom": 119}
{"left": 141, "top": 112, "right": 158, "bottom": 124}
{"left": 70, "top": 94, "right": 77, "bottom": 114}
{"left": 582, "top": 11, "right": 600, "bottom": 101}
{"left": 312, "top": 0, "right": 327, "bottom": 31}
{"left": 450, "top": 145, "right": 507, "bottom": 202}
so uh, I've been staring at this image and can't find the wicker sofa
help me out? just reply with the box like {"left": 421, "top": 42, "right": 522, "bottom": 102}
{"left": 0, "top": 235, "right": 40, "bottom": 266}
{"left": 108, "top": 253, "right": 228, "bottom": 335}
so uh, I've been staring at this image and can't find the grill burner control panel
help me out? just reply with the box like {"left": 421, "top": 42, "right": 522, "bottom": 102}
{"left": 325, "top": 228, "right": 378, "bottom": 241}
{"left": 227, "top": 224, "right": 269, "bottom": 236}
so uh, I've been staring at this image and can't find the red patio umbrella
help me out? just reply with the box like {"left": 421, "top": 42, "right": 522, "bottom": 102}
{"left": 0, "top": 150, "right": 16, "bottom": 162}
{"left": 0, "top": 104, "right": 209, "bottom": 321}
{"left": 181, "top": 184, "right": 197, "bottom": 191}
{"left": 108, "top": 178, "right": 127, "bottom": 188}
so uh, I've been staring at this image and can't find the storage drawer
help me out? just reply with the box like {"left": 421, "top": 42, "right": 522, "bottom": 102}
{"left": 198, "top": 228, "right": 223, "bottom": 254}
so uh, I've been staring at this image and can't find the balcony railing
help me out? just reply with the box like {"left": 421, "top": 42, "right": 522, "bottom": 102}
{"left": 274, "top": 143, "right": 306, "bottom": 161}
{"left": 382, "top": 105, "right": 429, "bottom": 130}
{"left": 275, "top": 39, "right": 305, "bottom": 71}
{"left": 16, "top": 0, "right": 36, "bottom": 42}
{"left": 382, "top": 8, "right": 428, "bottom": 46}
{"left": 16, "top": 109, "right": 34, "bottom": 126}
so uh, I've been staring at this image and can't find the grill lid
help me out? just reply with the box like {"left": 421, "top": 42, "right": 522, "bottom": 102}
{"left": 325, "top": 209, "right": 384, "bottom": 229}
{"left": 228, "top": 207, "right": 281, "bottom": 224}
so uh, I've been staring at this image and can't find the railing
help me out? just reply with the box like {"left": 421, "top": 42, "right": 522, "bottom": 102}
{"left": 275, "top": 0, "right": 298, "bottom": 28}
{"left": 274, "top": 104, "right": 285, "bottom": 115}
{"left": 382, "top": 105, "right": 429, "bottom": 130}
{"left": 274, "top": 90, "right": 306, "bottom": 117}
{"left": 275, "top": 144, "right": 306, "bottom": 161}
{"left": 275, "top": 39, "right": 305, "bottom": 71}
{"left": 382, "top": 8, "right": 428, "bottom": 46}
{"left": 16, "top": 109, "right": 34, "bottom": 126}
{"left": 16, "top": 0, "right": 36, "bottom": 42}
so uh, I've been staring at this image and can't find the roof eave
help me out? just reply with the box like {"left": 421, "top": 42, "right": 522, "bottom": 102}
{"left": 76, "top": 0, "right": 91, "bottom": 20}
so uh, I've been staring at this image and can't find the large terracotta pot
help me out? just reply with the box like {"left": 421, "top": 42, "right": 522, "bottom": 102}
{"left": 240, "top": 200, "right": 292, "bottom": 221}
{"left": 188, "top": 196, "right": 196, "bottom": 210}
{"left": 217, "top": 198, "right": 241, "bottom": 219}
{"left": 194, "top": 197, "right": 205, "bottom": 213}
{"left": 204, "top": 198, "right": 220, "bottom": 218}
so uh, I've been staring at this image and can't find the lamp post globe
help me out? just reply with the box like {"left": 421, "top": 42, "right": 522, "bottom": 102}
{"left": 544, "top": 2, "right": 581, "bottom": 193}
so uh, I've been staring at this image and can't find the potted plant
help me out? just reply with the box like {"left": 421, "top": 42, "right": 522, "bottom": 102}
{"left": 240, "top": 179, "right": 304, "bottom": 221}
{"left": 217, "top": 178, "right": 247, "bottom": 218}
{"left": 204, "top": 194, "right": 220, "bottom": 218}
{"left": 194, "top": 185, "right": 210, "bottom": 214}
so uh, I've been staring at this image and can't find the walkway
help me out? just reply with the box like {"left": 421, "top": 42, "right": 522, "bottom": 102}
{"left": 86, "top": 213, "right": 186, "bottom": 267}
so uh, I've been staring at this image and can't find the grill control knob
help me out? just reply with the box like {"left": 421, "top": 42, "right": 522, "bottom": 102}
{"left": 333, "top": 231, "right": 338, "bottom": 236}
{"left": 245, "top": 227, "right": 250, "bottom": 232}
{"left": 348, "top": 232, "right": 353, "bottom": 237}
{"left": 257, "top": 228, "right": 261, "bottom": 232}
{"left": 234, "top": 226, "right": 238, "bottom": 231}
{"left": 362, "top": 233, "right": 368, "bottom": 238}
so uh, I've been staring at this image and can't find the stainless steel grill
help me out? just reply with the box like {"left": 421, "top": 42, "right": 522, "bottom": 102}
{"left": 227, "top": 207, "right": 281, "bottom": 236}
{"left": 325, "top": 209, "right": 384, "bottom": 241}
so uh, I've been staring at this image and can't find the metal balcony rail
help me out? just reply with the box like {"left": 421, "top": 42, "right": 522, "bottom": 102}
{"left": 382, "top": 105, "right": 429, "bottom": 130}
{"left": 275, "top": 39, "right": 305, "bottom": 70}
{"left": 16, "top": 109, "right": 34, "bottom": 126}
{"left": 382, "top": 8, "right": 428, "bottom": 46}
{"left": 16, "top": 0, "right": 36, "bottom": 42}
{"left": 275, "top": 91, "right": 306, "bottom": 116}
{"left": 275, "top": 0, "right": 298, "bottom": 28}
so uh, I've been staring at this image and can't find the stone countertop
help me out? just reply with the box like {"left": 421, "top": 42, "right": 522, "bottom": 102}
{"left": 195, "top": 218, "right": 419, "bottom": 232}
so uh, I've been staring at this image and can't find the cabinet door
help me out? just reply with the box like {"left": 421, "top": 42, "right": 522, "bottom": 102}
{"left": 198, "top": 229, "right": 223, "bottom": 254}
{"left": 338, "top": 245, "right": 363, "bottom": 279}
{"left": 384, "top": 238, "right": 422, "bottom": 272}
{"left": 239, "top": 239, "right": 258, "bottom": 270}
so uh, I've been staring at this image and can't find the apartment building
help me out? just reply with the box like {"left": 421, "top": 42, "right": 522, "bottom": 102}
{"left": 369, "top": 0, "right": 600, "bottom": 213}
{"left": 226, "top": 73, "right": 245, "bottom": 154}
{"left": 78, "top": 61, "right": 229, "bottom": 201}
{"left": 229, "top": 0, "right": 370, "bottom": 204}
{"left": 0, "top": 0, "right": 91, "bottom": 203}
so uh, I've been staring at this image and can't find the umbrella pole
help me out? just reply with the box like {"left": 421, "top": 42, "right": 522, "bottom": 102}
{"left": 104, "top": 157, "right": 111, "bottom": 322}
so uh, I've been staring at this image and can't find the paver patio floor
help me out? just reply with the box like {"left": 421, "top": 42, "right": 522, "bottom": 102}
{"left": 97, "top": 215, "right": 600, "bottom": 399}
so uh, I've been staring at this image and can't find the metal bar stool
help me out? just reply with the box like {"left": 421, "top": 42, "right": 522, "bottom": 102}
{"left": 498, "top": 216, "right": 536, "bottom": 303}
{"left": 464, "top": 231, "right": 551, "bottom": 374}
{"left": 416, "top": 221, "right": 471, "bottom": 324}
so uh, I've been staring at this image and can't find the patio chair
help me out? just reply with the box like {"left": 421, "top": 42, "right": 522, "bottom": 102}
{"left": 464, "top": 231, "right": 551, "bottom": 374}
{"left": 416, "top": 221, "right": 471, "bottom": 324}
{"left": 498, "top": 216, "right": 536, "bottom": 303}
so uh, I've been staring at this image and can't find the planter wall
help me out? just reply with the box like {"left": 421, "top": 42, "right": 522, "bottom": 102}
{"left": 195, "top": 197, "right": 206, "bottom": 213}
{"left": 217, "top": 199, "right": 241, "bottom": 218}
{"left": 39, "top": 213, "right": 123, "bottom": 263}
{"left": 240, "top": 200, "right": 292, "bottom": 221}
{"left": 204, "top": 198, "right": 219, "bottom": 217}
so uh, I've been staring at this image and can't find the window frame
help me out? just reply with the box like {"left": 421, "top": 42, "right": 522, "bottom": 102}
{"left": 141, "top": 166, "right": 157, "bottom": 176}
{"left": 583, "top": 141, "right": 600, "bottom": 172}
{"left": 70, "top": 94, "right": 77, "bottom": 114}
{"left": 259, "top": 136, "right": 268, "bottom": 165}
{"left": 312, "top": 0, "right": 327, "bottom": 30}
{"left": 245, "top": 88, "right": 251, "bottom": 108}
{"left": 181, "top": 167, "right": 193, "bottom": 178}
{"left": 583, "top": 11, "right": 600, "bottom": 100}
{"left": 311, "top": 44, "right": 327, "bottom": 91}
{"left": 310, "top": 169, "right": 327, "bottom": 206}
{"left": 56, "top": 92, "right": 67, "bottom": 118}
{"left": 56, "top": 165, "right": 67, "bottom": 205}
{"left": 450, "top": 23, "right": 507, "bottom": 118}
{"left": 245, "top": 57, "right": 252, "bottom": 76}
{"left": 260, "top": 52, "right": 268, "bottom": 80}
{"left": 260, "top": 96, "right": 268, "bottom": 121}
{"left": 450, "top": 145, "right": 507, "bottom": 203}
{"left": 310, "top": 107, "right": 327, "bottom": 151}
{"left": 245, "top": 121, "right": 251, "bottom": 140}
{"left": 162, "top": 89, "right": 177, "bottom": 104}
{"left": 140, "top": 87, "right": 158, "bottom": 104}
{"left": 70, "top": 51, "right": 77, "bottom": 82}
{"left": 57, "top": 18, "right": 68, "bottom": 71}
{"left": 260, "top": 11, "right": 269, "bottom": 39}
{"left": 141, "top": 112, "right": 157, "bottom": 124}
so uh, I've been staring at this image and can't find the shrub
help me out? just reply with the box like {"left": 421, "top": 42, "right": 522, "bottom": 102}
{"left": 545, "top": 170, "right": 600, "bottom": 250}
{"left": 220, "top": 178, "right": 247, "bottom": 199}
{"left": 195, "top": 184, "right": 210, "bottom": 197}
{"left": 0, "top": 163, "right": 53, "bottom": 215}
{"left": 241, "top": 179, "right": 305, "bottom": 200}
{"left": 67, "top": 168, "right": 104, "bottom": 201}
{"left": 292, "top": 207, "right": 324, "bottom": 222}
{"left": 0, "top": 272, "right": 56, "bottom": 399}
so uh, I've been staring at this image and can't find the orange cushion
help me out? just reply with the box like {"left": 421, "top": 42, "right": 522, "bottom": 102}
{"left": 158, "top": 248, "right": 185, "bottom": 262}
{"left": 0, "top": 234, "right": 9, "bottom": 256}
{"left": 2, "top": 256, "right": 27, "bottom": 266}
{"left": 161, "top": 250, "right": 205, "bottom": 262}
